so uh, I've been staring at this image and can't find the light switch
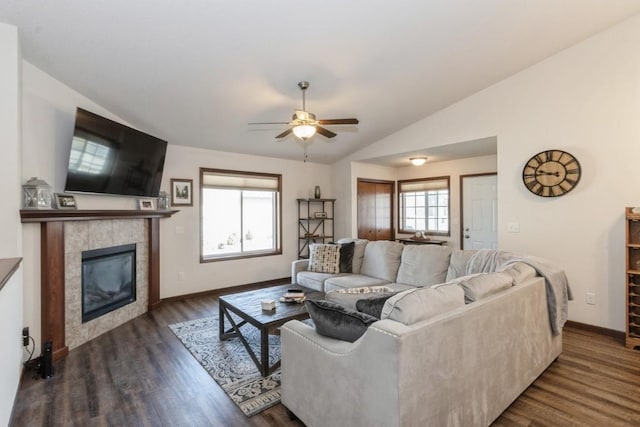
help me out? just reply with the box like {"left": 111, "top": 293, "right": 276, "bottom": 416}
{"left": 507, "top": 222, "right": 520, "bottom": 233}
{"left": 175, "top": 226, "right": 185, "bottom": 234}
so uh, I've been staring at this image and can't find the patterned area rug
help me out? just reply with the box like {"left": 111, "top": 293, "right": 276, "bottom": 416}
{"left": 169, "top": 314, "right": 285, "bottom": 417}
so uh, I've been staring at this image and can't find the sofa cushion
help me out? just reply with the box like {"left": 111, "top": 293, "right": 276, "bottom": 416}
{"left": 325, "top": 286, "right": 395, "bottom": 310}
{"left": 337, "top": 238, "right": 368, "bottom": 274}
{"left": 325, "top": 275, "right": 391, "bottom": 292}
{"left": 396, "top": 245, "right": 453, "bottom": 287}
{"left": 360, "top": 241, "right": 404, "bottom": 282}
{"left": 308, "top": 243, "right": 340, "bottom": 274}
{"left": 498, "top": 262, "right": 537, "bottom": 285}
{"left": 305, "top": 299, "right": 378, "bottom": 342}
{"left": 380, "top": 282, "right": 465, "bottom": 325}
{"left": 458, "top": 272, "right": 513, "bottom": 303}
{"left": 296, "top": 271, "right": 343, "bottom": 291}
{"left": 445, "top": 249, "right": 478, "bottom": 281}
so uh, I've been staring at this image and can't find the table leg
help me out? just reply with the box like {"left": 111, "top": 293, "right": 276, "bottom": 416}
{"left": 261, "top": 326, "right": 269, "bottom": 377}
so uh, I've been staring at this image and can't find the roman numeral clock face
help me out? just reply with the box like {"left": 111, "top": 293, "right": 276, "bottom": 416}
{"left": 522, "top": 150, "right": 581, "bottom": 197}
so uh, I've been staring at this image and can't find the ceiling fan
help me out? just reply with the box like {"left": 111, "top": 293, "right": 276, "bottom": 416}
{"left": 249, "top": 81, "right": 359, "bottom": 141}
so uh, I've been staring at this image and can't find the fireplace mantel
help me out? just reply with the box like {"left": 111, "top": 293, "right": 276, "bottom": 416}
{"left": 20, "top": 209, "right": 178, "bottom": 222}
{"left": 21, "top": 209, "right": 178, "bottom": 361}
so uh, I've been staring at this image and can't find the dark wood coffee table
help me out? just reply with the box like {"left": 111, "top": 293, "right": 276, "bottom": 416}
{"left": 218, "top": 284, "right": 323, "bottom": 377}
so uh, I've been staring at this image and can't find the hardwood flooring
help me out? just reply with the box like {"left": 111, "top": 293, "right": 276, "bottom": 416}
{"left": 10, "top": 294, "right": 640, "bottom": 427}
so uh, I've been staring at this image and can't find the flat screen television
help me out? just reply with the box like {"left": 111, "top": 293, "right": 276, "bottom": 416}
{"left": 64, "top": 108, "right": 168, "bottom": 198}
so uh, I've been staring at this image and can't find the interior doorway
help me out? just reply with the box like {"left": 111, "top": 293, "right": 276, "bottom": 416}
{"left": 357, "top": 178, "right": 394, "bottom": 241}
{"left": 460, "top": 173, "right": 497, "bottom": 250}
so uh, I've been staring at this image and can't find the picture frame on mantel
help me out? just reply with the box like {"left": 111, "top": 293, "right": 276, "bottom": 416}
{"left": 171, "top": 178, "right": 193, "bottom": 207}
{"left": 138, "top": 198, "right": 155, "bottom": 210}
{"left": 54, "top": 193, "right": 77, "bottom": 210}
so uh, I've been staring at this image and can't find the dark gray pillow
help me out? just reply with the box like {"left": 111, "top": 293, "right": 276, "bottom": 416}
{"left": 338, "top": 241, "right": 355, "bottom": 273}
{"left": 355, "top": 293, "right": 397, "bottom": 319}
{"left": 305, "top": 299, "right": 377, "bottom": 342}
{"left": 329, "top": 241, "right": 355, "bottom": 273}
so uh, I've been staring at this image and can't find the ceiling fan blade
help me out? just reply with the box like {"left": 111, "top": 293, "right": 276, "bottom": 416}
{"left": 248, "top": 121, "right": 290, "bottom": 125}
{"left": 318, "top": 118, "right": 359, "bottom": 125}
{"left": 275, "top": 128, "right": 293, "bottom": 139}
{"left": 315, "top": 126, "right": 337, "bottom": 138}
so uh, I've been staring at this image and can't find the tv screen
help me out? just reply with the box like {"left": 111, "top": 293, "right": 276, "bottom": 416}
{"left": 64, "top": 108, "right": 168, "bottom": 198}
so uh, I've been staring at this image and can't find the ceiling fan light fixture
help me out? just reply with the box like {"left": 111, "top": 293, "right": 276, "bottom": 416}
{"left": 293, "top": 124, "right": 316, "bottom": 140}
{"left": 410, "top": 157, "right": 427, "bottom": 166}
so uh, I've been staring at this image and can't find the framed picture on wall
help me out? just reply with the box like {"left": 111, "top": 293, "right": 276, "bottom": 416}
{"left": 171, "top": 178, "right": 193, "bottom": 207}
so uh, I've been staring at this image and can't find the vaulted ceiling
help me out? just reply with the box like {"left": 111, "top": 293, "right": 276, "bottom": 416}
{"left": 2, "top": 1, "right": 640, "bottom": 164}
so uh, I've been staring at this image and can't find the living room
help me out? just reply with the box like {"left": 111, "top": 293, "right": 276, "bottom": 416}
{"left": 2, "top": 1, "right": 640, "bottom": 426}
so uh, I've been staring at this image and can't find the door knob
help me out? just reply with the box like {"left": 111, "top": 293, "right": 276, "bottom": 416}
{"left": 464, "top": 234, "right": 470, "bottom": 239}
{"left": 465, "top": 228, "right": 469, "bottom": 232}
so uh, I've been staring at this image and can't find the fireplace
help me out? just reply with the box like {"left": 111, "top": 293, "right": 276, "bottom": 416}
{"left": 82, "top": 243, "right": 136, "bottom": 323}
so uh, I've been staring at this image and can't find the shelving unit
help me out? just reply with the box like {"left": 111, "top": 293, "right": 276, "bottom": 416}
{"left": 297, "top": 198, "right": 335, "bottom": 259}
{"left": 625, "top": 207, "right": 640, "bottom": 350}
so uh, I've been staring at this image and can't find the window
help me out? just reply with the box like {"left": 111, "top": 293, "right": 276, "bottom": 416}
{"left": 200, "top": 168, "right": 282, "bottom": 261}
{"left": 398, "top": 176, "right": 450, "bottom": 235}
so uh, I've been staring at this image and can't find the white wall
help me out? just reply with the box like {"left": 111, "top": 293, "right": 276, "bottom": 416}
{"left": 159, "top": 144, "right": 332, "bottom": 298}
{"left": 0, "top": 23, "right": 23, "bottom": 427}
{"left": 20, "top": 62, "right": 333, "bottom": 349}
{"left": 341, "top": 14, "right": 640, "bottom": 331}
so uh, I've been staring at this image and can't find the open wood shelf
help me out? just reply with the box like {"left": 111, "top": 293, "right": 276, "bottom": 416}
{"left": 625, "top": 207, "right": 640, "bottom": 349}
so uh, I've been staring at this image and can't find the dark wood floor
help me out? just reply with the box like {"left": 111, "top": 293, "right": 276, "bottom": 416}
{"left": 10, "top": 293, "right": 640, "bottom": 427}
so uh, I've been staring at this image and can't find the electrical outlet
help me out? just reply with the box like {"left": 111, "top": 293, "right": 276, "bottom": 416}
{"left": 178, "top": 271, "right": 185, "bottom": 281}
{"left": 586, "top": 292, "right": 596, "bottom": 305}
{"left": 22, "top": 327, "right": 29, "bottom": 347}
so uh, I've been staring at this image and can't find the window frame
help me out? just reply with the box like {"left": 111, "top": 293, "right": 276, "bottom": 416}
{"left": 199, "top": 168, "right": 282, "bottom": 263}
{"left": 397, "top": 176, "right": 451, "bottom": 236}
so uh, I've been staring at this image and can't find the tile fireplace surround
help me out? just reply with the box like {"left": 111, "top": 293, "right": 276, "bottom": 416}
{"left": 20, "top": 209, "right": 178, "bottom": 360}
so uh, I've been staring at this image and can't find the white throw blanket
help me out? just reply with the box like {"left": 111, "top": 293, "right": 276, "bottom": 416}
{"left": 465, "top": 249, "right": 573, "bottom": 336}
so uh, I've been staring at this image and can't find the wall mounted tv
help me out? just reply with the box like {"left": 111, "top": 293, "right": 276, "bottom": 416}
{"left": 64, "top": 108, "right": 168, "bottom": 198}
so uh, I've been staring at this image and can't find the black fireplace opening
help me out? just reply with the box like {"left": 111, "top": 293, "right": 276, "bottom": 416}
{"left": 82, "top": 243, "right": 136, "bottom": 323}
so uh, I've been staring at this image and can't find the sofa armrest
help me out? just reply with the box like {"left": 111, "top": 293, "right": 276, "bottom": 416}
{"left": 281, "top": 319, "right": 411, "bottom": 427}
{"left": 291, "top": 259, "right": 309, "bottom": 285}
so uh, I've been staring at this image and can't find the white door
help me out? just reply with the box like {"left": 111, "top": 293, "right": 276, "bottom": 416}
{"left": 461, "top": 174, "right": 497, "bottom": 250}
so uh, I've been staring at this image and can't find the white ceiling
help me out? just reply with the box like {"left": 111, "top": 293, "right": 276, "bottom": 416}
{"left": 2, "top": 1, "right": 640, "bottom": 165}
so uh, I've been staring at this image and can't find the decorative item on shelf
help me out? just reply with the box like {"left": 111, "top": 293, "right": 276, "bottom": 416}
{"left": 138, "top": 199, "right": 155, "bottom": 210}
{"left": 171, "top": 178, "right": 193, "bottom": 207}
{"left": 53, "top": 193, "right": 77, "bottom": 210}
{"left": 158, "top": 191, "right": 170, "bottom": 210}
{"left": 314, "top": 211, "right": 327, "bottom": 219}
{"left": 304, "top": 232, "right": 320, "bottom": 239}
{"left": 314, "top": 185, "right": 321, "bottom": 199}
{"left": 22, "top": 177, "right": 53, "bottom": 209}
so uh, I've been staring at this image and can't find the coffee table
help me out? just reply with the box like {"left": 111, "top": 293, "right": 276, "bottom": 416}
{"left": 218, "top": 284, "right": 323, "bottom": 377}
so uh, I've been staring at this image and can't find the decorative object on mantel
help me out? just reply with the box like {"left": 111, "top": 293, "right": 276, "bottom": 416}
{"left": 22, "top": 177, "right": 53, "bottom": 209}
{"left": 138, "top": 198, "right": 155, "bottom": 210}
{"left": 171, "top": 178, "right": 193, "bottom": 207}
{"left": 53, "top": 193, "right": 77, "bottom": 210}
{"left": 158, "top": 191, "right": 170, "bottom": 210}
{"left": 314, "top": 185, "right": 321, "bottom": 199}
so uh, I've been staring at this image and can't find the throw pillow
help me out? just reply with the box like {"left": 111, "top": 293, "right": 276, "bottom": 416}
{"left": 356, "top": 293, "right": 397, "bottom": 319}
{"left": 308, "top": 244, "right": 341, "bottom": 274}
{"left": 458, "top": 271, "right": 513, "bottom": 303}
{"left": 380, "top": 283, "right": 465, "bottom": 325}
{"left": 305, "top": 299, "right": 378, "bottom": 342}
{"left": 337, "top": 241, "right": 355, "bottom": 273}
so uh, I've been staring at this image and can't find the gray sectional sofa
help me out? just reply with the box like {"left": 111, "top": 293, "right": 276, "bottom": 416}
{"left": 282, "top": 239, "right": 570, "bottom": 427}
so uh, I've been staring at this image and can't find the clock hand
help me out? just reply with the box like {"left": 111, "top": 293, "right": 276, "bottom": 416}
{"left": 536, "top": 170, "right": 560, "bottom": 177}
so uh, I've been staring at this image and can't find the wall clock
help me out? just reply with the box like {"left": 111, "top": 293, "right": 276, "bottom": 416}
{"left": 522, "top": 150, "right": 581, "bottom": 197}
